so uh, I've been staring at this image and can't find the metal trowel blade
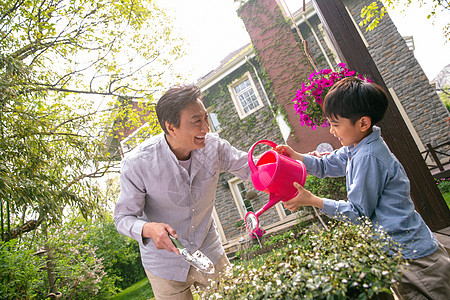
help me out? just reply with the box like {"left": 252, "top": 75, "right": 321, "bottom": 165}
{"left": 169, "top": 234, "right": 215, "bottom": 274}
{"left": 181, "top": 249, "right": 215, "bottom": 275}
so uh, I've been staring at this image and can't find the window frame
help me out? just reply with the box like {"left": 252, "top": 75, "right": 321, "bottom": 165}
{"left": 207, "top": 107, "right": 222, "bottom": 133}
{"left": 228, "top": 177, "right": 254, "bottom": 219}
{"left": 228, "top": 71, "right": 264, "bottom": 119}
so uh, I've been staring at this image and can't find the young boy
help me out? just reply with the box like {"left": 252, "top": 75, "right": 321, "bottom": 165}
{"left": 276, "top": 77, "right": 450, "bottom": 299}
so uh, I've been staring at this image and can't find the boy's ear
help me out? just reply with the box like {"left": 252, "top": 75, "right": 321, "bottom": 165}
{"left": 359, "top": 116, "right": 372, "bottom": 132}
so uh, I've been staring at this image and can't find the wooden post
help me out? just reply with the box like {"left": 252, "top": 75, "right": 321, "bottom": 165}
{"left": 312, "top": 0, "right": 450, "bottom": 230}
{"left": 427, "top": 143, "right": 445, "bottom": 171}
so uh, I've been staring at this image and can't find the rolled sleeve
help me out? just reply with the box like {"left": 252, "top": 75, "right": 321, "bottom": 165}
{"left": 321, "top": 198, "right": 338, "bottom": 216}
{"left": 217, "top": 134, "right": 251, "bottom": 181}
{"left": 303, "top": 148, "right": 347, "bottom": 178}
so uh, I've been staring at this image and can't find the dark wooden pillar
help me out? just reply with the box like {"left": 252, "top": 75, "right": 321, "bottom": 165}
{"left": 312, "top": 0, "right": 450, "bottom": 230}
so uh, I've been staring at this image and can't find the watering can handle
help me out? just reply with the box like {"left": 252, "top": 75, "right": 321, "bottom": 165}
{"left": 247, "top": 140, "right": 278, "bottom": 173}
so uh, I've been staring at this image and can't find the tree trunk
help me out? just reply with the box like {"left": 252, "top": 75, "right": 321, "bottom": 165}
{"left": 42, "top": 223, "right": 59, "bottom": 295}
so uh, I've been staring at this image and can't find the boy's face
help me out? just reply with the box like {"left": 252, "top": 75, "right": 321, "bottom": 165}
{"left": 328, "top": 116, "right": 370, "bottom": 147}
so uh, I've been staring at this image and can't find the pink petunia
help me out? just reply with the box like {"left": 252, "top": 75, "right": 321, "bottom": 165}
{"left": 308, "top": 71, "right": 317, "bottom": 81}
{"left": 323, "top": 79, "right": 334, "bottom": 87}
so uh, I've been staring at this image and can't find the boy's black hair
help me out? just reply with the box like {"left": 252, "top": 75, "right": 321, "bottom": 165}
{"left": 156, "top": 84, "right": 202, "bottom": 134}
{"left": 323, "top": 77, "right": 389, "bottom": 125}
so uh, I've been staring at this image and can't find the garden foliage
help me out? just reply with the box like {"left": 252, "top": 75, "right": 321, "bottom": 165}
{"left": 0, "top": 239, "right": 42, "bottom": 299}
{"left": 304, "top": 176, "right": 347, "bottom": 201}
{"left": 202, "top": 219, "right": 404, "bottom": 299}
{"left": 0, "top": 0, "right": 184, "bottom": 242}
{"left": 0, "top": 216, "right": 146, "bottom": 299}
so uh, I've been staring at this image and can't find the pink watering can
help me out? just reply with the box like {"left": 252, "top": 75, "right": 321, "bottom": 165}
{"left": 245, "top": 140, "right": 307, "bottom": 234}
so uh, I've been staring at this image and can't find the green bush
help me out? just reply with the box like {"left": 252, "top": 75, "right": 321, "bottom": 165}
{"left": 304, "top": 176, "right": 347, "bottom": 200}
{"left": 84, "top": 217, "right": 146, "bottom": 290}
{"left": 201, "top": 220, "right": 404, "bottom": 299}
{"left": 0, "top": 239, "right": 43, "bottom": 299}
{"left": 37, "top": 220, "right": 118, "bottom": 299}
{"left": 264, "top": 230, "right": 294, "bottom": 247}
{"left": 436, "top": 178, "right": 450, "bottom": 194}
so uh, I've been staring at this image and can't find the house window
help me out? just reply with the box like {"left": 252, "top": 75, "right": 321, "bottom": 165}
{"left": 228, "top": 178, "right": 255, "bottom": 219}
{"left": 208, "top": 111, "right": 221, "bottom": 132}
{"left": 228, "top": 71, "right": 264, "bottom": 119}
{"left": 282, "top": 205, "right": 293, "bottom": 217}
{"left": 237, "top": 181, "right": 254, "bottom": 213}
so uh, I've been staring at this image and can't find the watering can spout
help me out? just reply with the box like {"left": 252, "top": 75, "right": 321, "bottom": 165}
{"left": 258, "top": 193, "right": 284, "bottom": 217}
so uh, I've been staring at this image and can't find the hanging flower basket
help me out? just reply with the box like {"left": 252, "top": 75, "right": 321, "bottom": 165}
{"left": 292, "top": 63, "right": 372, "bottom": 130}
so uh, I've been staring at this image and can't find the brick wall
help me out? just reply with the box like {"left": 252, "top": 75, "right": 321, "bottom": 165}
{"left": 238, "top": 0, "right": 341, "bottom": 154}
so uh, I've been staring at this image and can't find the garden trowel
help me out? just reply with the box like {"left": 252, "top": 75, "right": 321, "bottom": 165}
{"left": 168, "top": 234, "right": 215, "bottom": 274}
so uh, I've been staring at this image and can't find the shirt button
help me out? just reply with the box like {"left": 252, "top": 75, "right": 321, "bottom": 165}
{"left": 190, "top": 242, "right": 193, "bottom": 244}
{"left": 191, "top": 225, "right": 194, "bottom": 228}
{"left": 192, "top": 209, "right": 195, "bottom": 212}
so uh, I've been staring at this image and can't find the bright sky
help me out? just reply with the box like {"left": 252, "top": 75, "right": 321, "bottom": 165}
{"left": 162, "top": 0, "right": 450, "bottom": 83}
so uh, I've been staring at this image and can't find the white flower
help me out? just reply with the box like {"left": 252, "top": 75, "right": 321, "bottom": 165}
{"left": 363, "top": 283, "right": 369, "bottom": 288}
{"left": 342, "top": 279, "right": 348, "bottom": 284}
{"left": 382, "top": 271, "right": 389, "bottom": 276}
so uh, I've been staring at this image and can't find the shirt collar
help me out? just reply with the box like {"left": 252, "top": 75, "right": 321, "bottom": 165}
{"left": 347, "top": 126, "right": 381, "bottom": 156}
{"left": 161, "top": 132, "right": 207, "bottom": 175}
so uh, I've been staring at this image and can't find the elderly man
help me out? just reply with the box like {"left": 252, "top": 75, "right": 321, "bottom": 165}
{"left": 114, "top": 84, "right": 250, "bottom": 299}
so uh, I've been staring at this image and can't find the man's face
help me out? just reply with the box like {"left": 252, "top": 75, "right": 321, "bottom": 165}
{"left": 166, "top": 99, "right": 210, "bottom": 159}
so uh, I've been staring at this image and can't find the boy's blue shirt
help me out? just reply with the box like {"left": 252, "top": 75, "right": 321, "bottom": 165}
{"left": 303, "top": 126, "right": 438, "bottom": 259}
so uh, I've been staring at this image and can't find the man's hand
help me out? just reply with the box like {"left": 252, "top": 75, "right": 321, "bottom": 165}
{"left": 142, "top": 222, "right": 180, "bottom": 255}
{"left": 282, "top": 182, "right": 324, "bottom": 212}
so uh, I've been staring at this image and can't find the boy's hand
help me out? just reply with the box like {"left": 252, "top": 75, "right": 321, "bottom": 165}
{"left": 274, "top": 145, "right": 303, "bottom": 161}
{"left": 306, "top": 150, "right": 330, "bottom": 158}
{"left": 283, "top": 182, "right": 324, "bottom": 212}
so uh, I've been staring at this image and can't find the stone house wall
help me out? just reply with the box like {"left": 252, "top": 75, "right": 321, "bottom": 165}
{"left": 202, "top": 59, "right": 290, "bottom": 240}
{"left": 346, "top": 0, "right": 448, "bottom": 147}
